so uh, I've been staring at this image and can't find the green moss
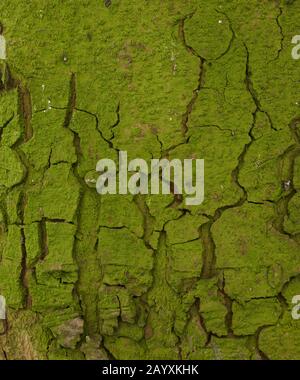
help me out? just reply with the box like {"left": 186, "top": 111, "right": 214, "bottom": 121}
{"left": 98, "top": 228, "right": 153, "bottom": 295}
{"left": 206, "top": 336, "right": 253, "bottom": 360}
{"left": 0, "top": 146, "right": 25, "bottom": 188}
{"left": 213, "top": 203, "right": 300, "bottom": 283}
{"left": 166, "top": 240, "right": 203, "bottom": 293}
{"left": 0, "top": 0, "right": 300, "bottom": 360}
{"left": 104, "top": 336, "right": 145, "bottom": 360}
{"left": 24, "top": 163, "right": 81, "bottom": 223}
{"left": 0, "top": 89, "right": 21, "bottom": 147}
{"left": 194, "top": 278, "right": 228, "bottom": 337}
{"left": 232, "top": 298, "right": 281, "bottom": 335}
{"left": 0, "top": 225, "right": 23, "bottom": 309}
{"left": 165, "top": 214, "right": 207, "bottom": 245}
{"left": 224, "top": 267, "right": 280, "bottom": 303}
{"left": 259, "top": 320, "right": 300, "bottom": 360}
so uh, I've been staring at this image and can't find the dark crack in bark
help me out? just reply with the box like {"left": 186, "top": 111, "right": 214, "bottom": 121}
{"left": 243, "top": 44, "right": 277, "bottom": 131}
{"left": 179, "top": 13, "right": 206, "bottom": 137}
{"left": 272, "top": 117, "right": 300, "bottom": 241}
{"left": 268, "top": 5, "right": 284, "bottom": 63}
{"left": 213, "top": 10, "right": 236, "bottom": 61}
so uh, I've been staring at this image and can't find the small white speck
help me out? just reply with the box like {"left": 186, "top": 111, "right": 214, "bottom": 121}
{"left": 296, "top": 102, "right": 299, "bottom": 105}
{"left": 283, "top": 180, "right": 291, "bottom": 191}
{"left": 218, "top": 20, "right": 223, "bottom": 24}
{"left": 42, "top": 84, "right": 45, "bottom": 91}
{"left": 169, "top": 117, "right": 172, "bottom": 121}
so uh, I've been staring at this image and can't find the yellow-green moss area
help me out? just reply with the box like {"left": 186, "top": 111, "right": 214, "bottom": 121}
{"left": 0, "top": 0, "right": 300, "bottom": 360}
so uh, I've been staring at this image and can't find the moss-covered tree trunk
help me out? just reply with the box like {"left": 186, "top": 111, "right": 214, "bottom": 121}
{"left": 0, "top": 0, "right": 300, "bottom": 360}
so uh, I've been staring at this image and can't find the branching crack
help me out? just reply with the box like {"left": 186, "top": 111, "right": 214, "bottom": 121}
{"left": 244, "top": 44, "right": 277, "bottom": 131}
{"left": 268, "top": 6, "right": 284, "bottom": 63}
{"left": 179, "top": 13, "right": 206, "bottom": 137}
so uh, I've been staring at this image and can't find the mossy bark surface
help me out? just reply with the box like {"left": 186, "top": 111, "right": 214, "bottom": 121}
{"left": 0, "top": 0, "right": 300, "bottom": 360}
